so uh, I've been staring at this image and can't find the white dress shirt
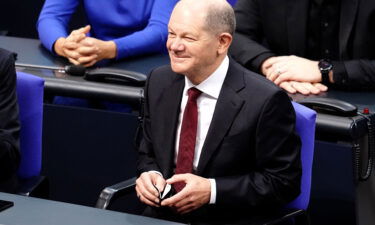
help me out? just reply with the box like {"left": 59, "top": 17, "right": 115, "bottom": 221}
{"left": 174, "top": 56, "right": 229, "bottom": 204}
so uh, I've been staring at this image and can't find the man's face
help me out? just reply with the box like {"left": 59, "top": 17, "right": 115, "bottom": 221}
{"left": 167, "top": 5, "right": 220, "bottom": 79}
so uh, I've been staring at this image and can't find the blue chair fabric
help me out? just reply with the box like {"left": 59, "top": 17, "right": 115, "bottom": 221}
{"left": 16, "top": 72, "right": 44, "bottom": 179}
{"left": 227, "top": 0, "right": 237, "bottom": 6}
{"left": 287, "top": 102, "right": 316, "bottom": 211}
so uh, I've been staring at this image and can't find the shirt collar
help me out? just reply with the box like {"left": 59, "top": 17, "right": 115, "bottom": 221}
{"left": 184, "top": 56, "right": 229, "bottom": 99}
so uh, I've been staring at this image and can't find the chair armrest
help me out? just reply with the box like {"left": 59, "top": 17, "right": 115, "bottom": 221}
{"left": 96, "top": 177, "right": 136, "bottom": 209}
{"left": 17, "top": 175, "right": 49, "bottom": 198}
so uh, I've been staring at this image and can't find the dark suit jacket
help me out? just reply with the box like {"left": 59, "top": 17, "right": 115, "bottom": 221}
{"left": 230, "top": 0, "right": 375, "bottom": 90}
{"left": 0, "top": 48, "right": 20, "bottom": 192}
{"left": 137, "top": 59, "right": 301, "bottom": 224}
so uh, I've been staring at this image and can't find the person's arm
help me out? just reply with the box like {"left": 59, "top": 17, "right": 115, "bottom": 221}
{"left": 215, "top": 91, "right": 301, "bottom": 208}
{"left": 113, "top": 0, "right": 178, "bottom": 59}
{"left": 136, "top": 69, "right": 168, "bottom": 207}
{"left": 265, "top": 56, "right": 375, "bottom": 91}
{"left": 0, "top": 49, "right": 20, "bottom": 181}
{"left": 36, "top": 0, "right": 80, "bottom": 54}
{"left": 230, "top": 0, "right": 275, "bottom": 73}
{"left": 137, "top": 73, "right": 162, "bottom": 175}
{"left": 333, "top": 60, "right": 375, "bottom": 90}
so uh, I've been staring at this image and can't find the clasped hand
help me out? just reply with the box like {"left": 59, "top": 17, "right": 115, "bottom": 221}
{"left": 261, "top": 55, "right": 328, "bottom": 95}
{"left": 54, "top": 25, "right": 117, "bottom": 67}
{"left": 136, "top": 172, "right": 211, "bottom": 214}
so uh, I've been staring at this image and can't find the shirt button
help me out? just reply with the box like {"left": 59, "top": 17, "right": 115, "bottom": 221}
{"left": 323, "top": 22, "right": 329, "bottom": 27}
{"left": 325, "top": 49, "right": 330, "bottom": 54}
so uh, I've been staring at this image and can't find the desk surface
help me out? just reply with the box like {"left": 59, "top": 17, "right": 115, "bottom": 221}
{"left": 0, "top": 36, "right": 170, "bottom": 106}
{"left": 0, "top": 192, "right": 183, "bottom": 225}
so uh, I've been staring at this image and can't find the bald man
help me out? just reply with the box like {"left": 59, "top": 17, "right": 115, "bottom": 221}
{"left": 135, "top": 0, "right": 301, "bottom": 224}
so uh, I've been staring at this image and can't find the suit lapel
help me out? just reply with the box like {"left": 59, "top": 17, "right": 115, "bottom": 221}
{"left": 339, "top": 0, "right": 358, "bottom": 58}
{"left": 157, "top": 75, "right": 184, "bottom": 177}
{"left": 196, "top": 61, "right": 245, "bottom": 174}
{"left": 286, "top": 0, "right": 309, "bottom": 56}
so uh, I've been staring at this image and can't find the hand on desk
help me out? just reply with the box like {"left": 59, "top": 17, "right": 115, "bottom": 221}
{"left": 279, "top": 81, "right": 327, "bottom": 95}
{"left": 261, "top": 55, "right": 328, "bottom": 95}
{"left": 54, "top": 25, "right": 117, "bottom": 67}
{"left": 161, "top": 173, "right": 211, "bottom": 214}
{"left": 75, "top": 37, "right": 117, "bottom": 67}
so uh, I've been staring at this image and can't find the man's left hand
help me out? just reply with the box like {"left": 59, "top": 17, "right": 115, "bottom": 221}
{"left": 264, "top": 55, "right": 322, "bottom": 85}
{"left": 161, "top": 173, "right": 211, "bottom": 214}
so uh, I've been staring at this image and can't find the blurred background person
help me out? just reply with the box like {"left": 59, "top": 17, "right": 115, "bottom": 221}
{"left": 230, "top": 0, "right": 375, "bottom": 95}
{"left": 0, "top": 48, "right": 20, "bottom": 193}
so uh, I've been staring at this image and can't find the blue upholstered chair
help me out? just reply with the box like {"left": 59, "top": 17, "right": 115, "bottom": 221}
{"left": 96, "top": 102, "right": 317, "bottom": 225}
{"left": 280, "top": 102, "right": 316, "bottom": 224}
{"left": 16, "top": 71, "right": 47, "bottom": 196}
{"left": 227, "top": 0, "right": 237, "bottom": 6}
{"left": 288, "top": 102, "right": 316, "bottom": 210}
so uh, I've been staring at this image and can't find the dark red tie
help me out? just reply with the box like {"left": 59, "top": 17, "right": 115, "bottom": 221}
{"left": 174, "top": 87, "right": 202, "bottom": 192}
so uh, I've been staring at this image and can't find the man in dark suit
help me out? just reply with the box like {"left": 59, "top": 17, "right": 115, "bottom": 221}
{"left": 0, "top": 48, "right": 20, "bottom": 192}
{"left": 230, "top": 0, "right": 375, "bottom": 94}
{"left": 136, "top": 0, "right": 301, "bottom": 224}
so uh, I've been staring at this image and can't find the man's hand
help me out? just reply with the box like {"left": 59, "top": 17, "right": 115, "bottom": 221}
{"left": 75, "top": 37, "right": 117, "bottom": 67}
{"left": 279, "top": 81, "right": 328, "bottom": 95}
{"left": 261, "top": 55, "right": 328, "bottom": 94}
{"left": 261, "top": 56, "right": 276, "bottom": 76}
{"left": 136, "top": 172, "right": 166, "bottom": 207}
{"left": 262, "top": 55, "right": 322, "bottom": 85}
{"left": 161, "top": 174, "right": 211, "bottom": 214}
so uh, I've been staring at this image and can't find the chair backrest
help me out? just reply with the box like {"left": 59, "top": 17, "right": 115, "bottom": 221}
{"left": 286, "top": 102, "right": 316, "bottom": 210}
{"left": 227, "top": 0, "right": 237, "bottom": 6}
{"left": 16, "top": 72, "right": 44, "bottom": 179}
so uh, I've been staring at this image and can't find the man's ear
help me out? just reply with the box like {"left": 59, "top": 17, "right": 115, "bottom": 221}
{"left": 217, "top": 33, "right": 232, "bottom": 55}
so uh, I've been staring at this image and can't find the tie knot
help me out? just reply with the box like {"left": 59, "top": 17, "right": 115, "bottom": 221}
{"left": 187, "top": 87, "right": 202, "bottom": 101}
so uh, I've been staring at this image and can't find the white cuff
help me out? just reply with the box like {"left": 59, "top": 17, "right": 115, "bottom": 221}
{"left": 148, "top": 170, "right": 163, "bottom": 178}
{"left": 209, "top": 178, "right": 216, "bottom": 204}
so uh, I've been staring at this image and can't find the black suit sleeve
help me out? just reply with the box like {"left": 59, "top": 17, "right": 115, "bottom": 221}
{"left": 230, "top": 0, "right": 275, "bottom": 73}
{"left": 136, "top": 69, "right": 161, "bottom": 175}
{"left": 215, "top": 90, "right": 301, "bottom": 208}
{"left": 0, "top": 49, "right": 20, "bottom": 181}
{"left": 332, "top": 59, "right": 375, "bottom": 90}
